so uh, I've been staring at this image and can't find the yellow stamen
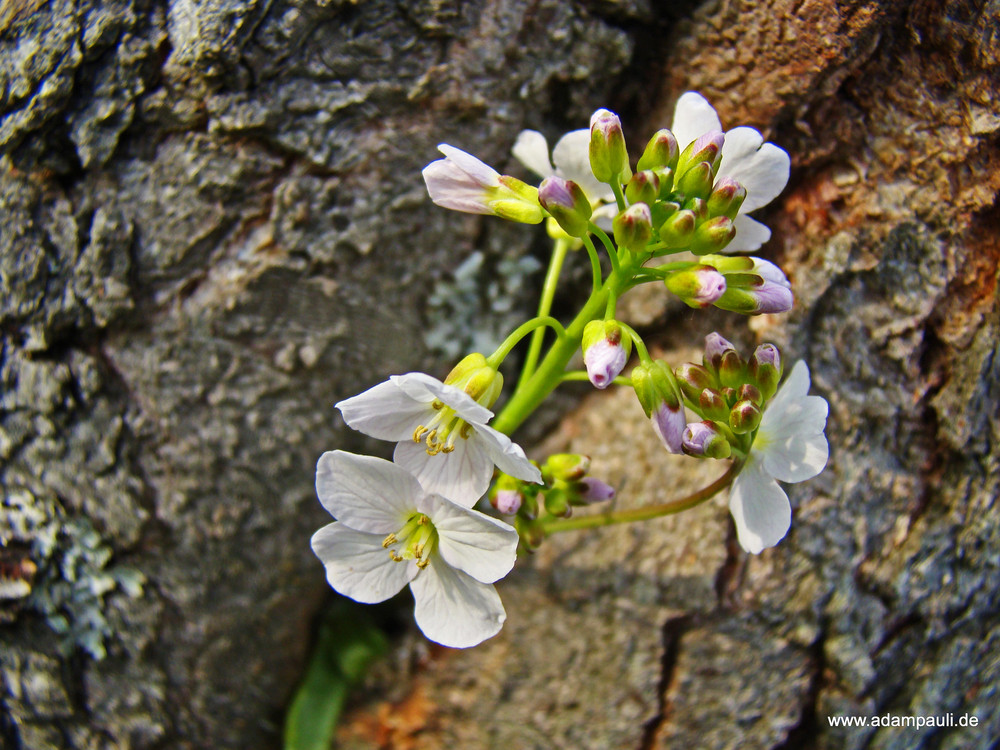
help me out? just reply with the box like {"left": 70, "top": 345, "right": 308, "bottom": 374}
{"left": 382, "top": 533, "right": 397, "bottom": 548}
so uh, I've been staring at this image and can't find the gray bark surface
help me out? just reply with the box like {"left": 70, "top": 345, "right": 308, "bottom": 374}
{"left": 2, "top": 1, "right": 998, "bottom": 749}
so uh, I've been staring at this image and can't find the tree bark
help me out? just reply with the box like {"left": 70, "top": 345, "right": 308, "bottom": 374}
{"left": 2, "top": 0, "right": 997, "bottom": 749}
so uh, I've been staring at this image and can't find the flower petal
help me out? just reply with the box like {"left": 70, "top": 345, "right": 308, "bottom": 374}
{"left": 512, "top": 130, "right": 555, "bottom": 179}
{"left": 422, "top": 158, "right": 496, "bottom": 214}
{"left": 410, "top": 555, "right": 507, "bottom": 648}
{"left": 552, "top": 128, "right": 609, "bottom": 201}
{"left": 316, "top": 451, "right": 422, "bottom": 532}
{"left": 471, "top": 423, "right": 543, "bottom": 485}
{"left": 436, "top": 144, "right": 501, "bottom": 188}
{"left": 311, "top": 522, "right": 417, "bottom": 603}
{"left": 420, "top": 494, "right": 518, "bottom": 583}
{"left": 336, "top": 378, "right": 433, "bottom": 441}
{"left": 726, "top": 214, "right": 772, "bottom": 253}
{"left": 728, "top": 457, "right": 791, "bottom": 554}
{"left": 762, "top": 431, "right": 829, "bottom": 484}
{"left": 393, "top": 436, "right": 494, "bottom": 507}
{"left": 719, "top": 127, "right": 790, "bottom": 213}
{"left": 671, "top": 92, "right": 723, "bottom": 149}
{"left": 392, "top": 373, "right": 494, "bottom": 426}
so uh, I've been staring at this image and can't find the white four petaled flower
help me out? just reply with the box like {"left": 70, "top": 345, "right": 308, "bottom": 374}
{"left": 671, "top": 92, "right": 791, "bottom": 252}
{"left": 336, "top": 372, "right": 542, "bottom": 506}
{"left": 729, "top": 361, "right": 829, "bottom": 554}
{"left": 311, "top": 451, "right": 520, "bottom": 648}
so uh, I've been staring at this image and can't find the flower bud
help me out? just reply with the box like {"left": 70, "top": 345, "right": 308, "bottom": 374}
{"left": 538, "top": 176, "right": 593, "bottom": 238}
{"left": 729, "top": 399, "right": 763, "bottom": 434}
{"left": 718, "top": 349, "right": 745, "bottom": 390}
{"left": 682, "top": 421, "right": 732, "bottom": 459}
{"left": 582, "top": 320, "right": 632, "bottom": 389}
{"left": 749, "top": 343, "right": 782, "bottom": 401}
{"left": 683, "top": 196, "right": 708, "bottom": 220}
{"left": 515, "top": 516, "right": 545, "bottom": 549}
{"left": 543, "top": 488, "right": 572, "bottom": 518}
{"left": 657, "top": 209, "right": 696, "bottom": 248}
{"left": 674, "top": 362, "right": 716, "bottom": 402}
{"left": 577, "top": 477, "right": 616, "bottom": 503}
{"left": 664, "top": 265, "right": 727, "bottom": 308}
{"left": 543, "top": 453, "right": 591, "bottom": 482}
{"left": 676, "top": 130, "right": 724, "bottom": 179}
{"left": 689, "top": 216, "right": 736, "bottom": 255}
{"left": 625, "top": 170, "right": 660, "bottom": 206}
{"left": 703, "top": 333, "right": 739, "bottom": 374}
{"left": 637, "top": 129, "right": 679, "bottom": 172}
{"left": 613, "top": 203, "right": 653, "bottom": 253}
{"left": 631, "top": 359, "right": 681, "bottom": 416}
{"left": 698, "top": 388, "right": 730, "bottom": 422}
{"left": 736, "top": 382, "right": 763, "bottom": 407}
{"left": 699, "top": 255, "right": 794, "bottom": 315}
{"left": 707, "top": 177, "right": 747, "bottom": 220}
{"left": 490, "top": 473, "right": 524, "bottom": 514}
{"left": 676, "top": 161, "right": 715, "bottom": 201}
{"left": 589, "top": 109, "right": 628, "bottom": 184}
{"left": 444, "top": 353, "right": 503, "bottom": 407}
{"left": 650, "top": 400, "right": 686, "bottom": 453}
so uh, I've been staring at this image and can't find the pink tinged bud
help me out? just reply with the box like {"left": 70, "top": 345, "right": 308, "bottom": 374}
{"left": 676, "top": 161, "right": 715, "bottom": 201}
{"left": 493, "top": 489, "right": 523, "bottom": 515}
{"left": 751, "top": 258, "right": 791, "bottom": 287}
{"left": 544, "top": 453, "right": 591, "bottom": 482}
{"left": 703, "top": 332, "right": 738, "bottom": 373}
{"left": 749, "top": 343, "right": 782, "bottom": 401}
{"left": 579, "top": 477, "right": 616, "bottom": 503}
{"left": 682, "top": 421, "right": 732, "bottom": 459}
{"left": 714, "top": 282, "right": 794, "bottom": 315}
{"left": 651, "top": 401, "right": 686, "bottom": 453}
{"left": 612, "top": 202, "right": 653, "bottom": 252}
{"left": 707, "top": 177, "right": 747, "bottom": 219}
{"left": 625, "top": 170, "right": 660, "bottom": 206}
{"left": 729, "top": 399, "right": 762, "bottom": 434}
{"left": 665, "top": 265, "right": 727, "bottom": 308}
{"left": 637, "top": 129, "right": 679, "bottom": 172}
{"left": 736, "top": 383, "right": 763, "bottom": 407}
{"left": 584, "top": 338, "right": 628, "bottom": 389}
{"left": 690, "top": 216, "right": 737, "bottom": 255}
{"left": 538, "top": 176, "right": 592, "bottom": 237}
{"left": 698, "top": 388, "right": 730, "bottom": 422}
{"left": 674, "top": 362, "right": 716, "bottom": 402}
{"left": 676, "top": 130, "right": 724, "bottom": 177}
{"left": 589, "top": 109, "right": 628, "bottom": 183}
{"left": 658, "top": 209, "right": 697, "bottom": 248}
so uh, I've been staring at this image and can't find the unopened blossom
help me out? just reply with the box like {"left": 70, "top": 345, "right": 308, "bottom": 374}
{"left": 729, "top": 361, "right": 829, "bottom": 554}
{"left": 422, "top": 144, "right": 543, "bottom": 224}
{"left": 671, "top": 92, "right": 791, "bottom": 252}
{"left": 312, "top": 451, "right": 519, "bottom": 648}
{"left": 582, "top": 320, "right": 631, "bottom": 389}
{"left": 336, "top": 372, "right": 541, "bottom": 506}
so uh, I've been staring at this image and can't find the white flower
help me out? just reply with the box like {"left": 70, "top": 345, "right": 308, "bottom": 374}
{"left": 729, "top": 361, "right": 829, "bottom": 554}
{"left": 311, "top": 451, "right": 520, "bottom": 648}
{"left": 336, "top": 372, "right": 542, "bottom": 507}
{"left": 671, "top": 92, "right": 791, "bottom": 252}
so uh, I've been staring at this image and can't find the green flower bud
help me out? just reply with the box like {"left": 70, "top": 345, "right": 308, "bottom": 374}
{"left": 718, "top": 349, "right": 745, "bottom": 390}
{"left": 613, "top": 203, "right": 653, "bottom": 253}
{"left": 631, "top": 360, "right": 681, "bottom": 417}
{"left": 707, "top": 177, "right": 747, "bottom": 220}
{"left": 515, "top": 515, "right": 545, "bottom": 549}
{"left": 749, "top": 343, "right": 782, "bottom": 401}
{"left": 444, "top": 353, "right": 503, "bottom": 407}
{"left": 729, "top": 399, "right": 763, "bottom": 434}
{"left": 674, "top": 362, "right": 716, "bottom": 402}
{"left": 655, "top": 167, "right": 675, "bottom": 197}
{"left": 543, "top": 488, "right": 572, "bottom": 518}
{"left": 676, "top": 161, "right": 715, "bottom": 201}
{"left": 698, "top": 388, "right": 730, "bottom": 422}
{"left": 664, "top": 265, "right": 727, "bottom": 308}
{"left": 689, "top": 216, "right": 736, "bottom": 256}
{"left": 625, "top": 170, "right": 660, "bottom": 206}
{"left": 538, "top": 176, "right": 592, "bottom": 238}
{"left": 657, "top": 209, "right": 697, "bottom": 248}
{"left": 637, "top": 128, "right": 679, "bottom": 172}
{"left": 736, "top": 382, "right": 763, "bottom": 407}
{"left": 589, "top": 109, "right": 628, "bottom": 184}
{"left": 543, "top": 453, "right": 591, "bottom": 482}
{"left": 676, "top": 131, "right": 724, "bottom": 180}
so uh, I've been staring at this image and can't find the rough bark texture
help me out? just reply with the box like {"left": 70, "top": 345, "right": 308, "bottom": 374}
{"left": 2, "top": 1, "right": 997, "bottom": 750}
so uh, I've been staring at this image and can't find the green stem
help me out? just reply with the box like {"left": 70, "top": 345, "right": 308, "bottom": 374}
{"left": 580, "top": 235, "right": 604, "bottom": 295}
{"left": 487, "top": 316, "right": 566, "bottom": 369}
{"left": 561, "top": 371, "right": 632, "bottom": 387}
{"left": 520, "top": 238, "right": 571, "bottom": 381}
{"left": 610, "top": 180, "right": 627, "bottom": 213}
{"left": 541, "top": 462, "right": 738, "bottom": 534}
{"left": 589, "top": 222, "right": 620, "bottom": 276}
{"left": 618, "top": 322, "right": 650, "bottom": 363}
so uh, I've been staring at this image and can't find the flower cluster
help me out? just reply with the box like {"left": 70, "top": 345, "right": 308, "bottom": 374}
{"left": 310, "top": 92, "right": 830, "bottom": 649}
